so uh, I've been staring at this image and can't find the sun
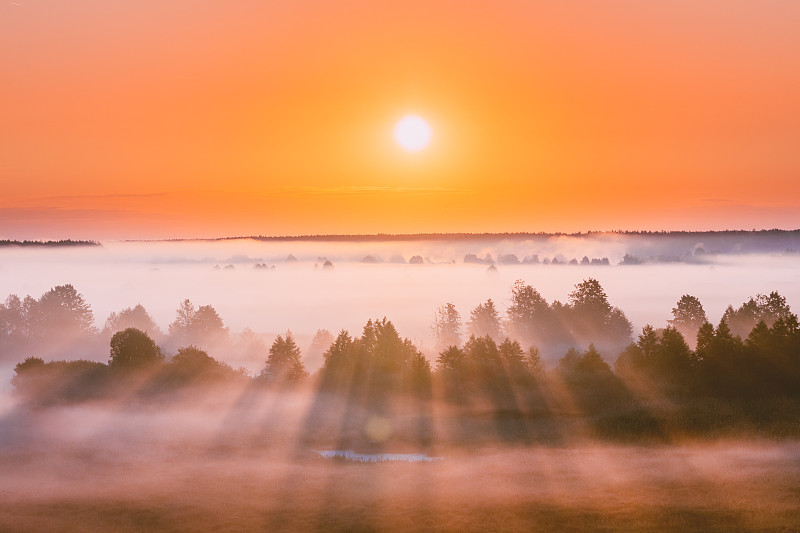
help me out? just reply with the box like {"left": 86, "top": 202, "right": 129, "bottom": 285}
{"left": 394, "top": 115, "right": 432, "bottom": 152}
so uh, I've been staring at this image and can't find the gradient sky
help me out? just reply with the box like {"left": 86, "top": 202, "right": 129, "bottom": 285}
{"left": 2, "top": 1, "right": 799, "bottom": 239}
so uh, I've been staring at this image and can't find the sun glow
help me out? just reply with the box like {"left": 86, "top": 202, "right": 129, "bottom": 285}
{"left": 394, "top": 115, "right": 432, "bottom": 152}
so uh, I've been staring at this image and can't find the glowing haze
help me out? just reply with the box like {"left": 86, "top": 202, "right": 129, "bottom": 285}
{"left": 2, "top": 1, "right": 800, "bottom": 240}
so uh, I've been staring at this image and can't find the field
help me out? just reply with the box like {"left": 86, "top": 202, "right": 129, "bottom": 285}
{"left": 1, "top": 399, "right": 799, "bottom": 532}
{"left": 2, "top": 444, "right": 800, "bottom": 532}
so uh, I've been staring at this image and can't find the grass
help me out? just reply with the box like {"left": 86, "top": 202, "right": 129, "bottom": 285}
{"left": 1, "top": 443, "right": 799, "bottom": 532}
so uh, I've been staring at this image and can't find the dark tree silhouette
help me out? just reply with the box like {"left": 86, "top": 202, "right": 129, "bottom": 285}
{"left": 108, "top": 328, "right": 163, "bottom": 369}
{"left": 318, "top": 330, "right": 358, "bottom": 391}
{"left": 616, "top": 325, "right": 695, "bottom": 395}
{"left": 263, "top": 332, "right": 307, "bottom": 383}
{"left": 557, "top": 344, "right": 625, "bottom": 412}
{"left": 722, "top": 291, "right": 792, "bottom": 338}
{"left": 166, "top": 345, "right": 243, "bottom": 384}
{"left": 668, "top": 295, "right": 708, "bottom": 347}
{"left": 498, "top": 337, "right": 526, "bottom": 370}
{"left": 569, "top": 279, "right": 612, "bottom": 316}
{"left": 695, "top": 320, "right": 746, "bottom": 395}
{"left": 436, "top": 345, "right": 466, "bottom": 374}
{"left": 12, "top": 357, "right": 107, "bottom": 404}
{"left": 318, "top": 319, "right": 431, "bottom": 399}
{"left": 171, "top": 345, "right": 216, "bottom": 373}
{"left": 567, "top": 278, "right": 632, "bottom": 349}
{"left": 744, "top": 314, "right": 800, "bottom": 395}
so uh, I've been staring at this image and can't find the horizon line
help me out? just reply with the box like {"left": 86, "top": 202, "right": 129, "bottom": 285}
{"left": 119, "top": 228, "right": 800, "bottom": 244}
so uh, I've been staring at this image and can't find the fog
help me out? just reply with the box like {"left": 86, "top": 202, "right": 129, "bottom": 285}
{"left": 2, "top": 235, "right": 800, "bottom": 410}
{"left": 1, "top": 236, "right": 799, "bottom": 356}
{"left": 3, "top": 232, "right": 800, "bottom": 531}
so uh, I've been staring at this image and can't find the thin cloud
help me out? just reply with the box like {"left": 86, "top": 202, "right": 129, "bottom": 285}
{"left": 40, "top": 192, "right": 170, "bottom": 201}
{"left": 699, "top": 198, "right": 738, "bottom": 205}
{"left": 273, "top": 186, "right": 473, "bottom": 197}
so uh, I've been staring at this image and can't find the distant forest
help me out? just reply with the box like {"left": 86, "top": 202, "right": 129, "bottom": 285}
{"left": 133, "top": 228, "right": 800, "bottom": 251}
{"left": 0, "top": 240, "right": 100, "bottom": 248}
{"left": 4, "top": 280, "right": 800, "bottom": 443}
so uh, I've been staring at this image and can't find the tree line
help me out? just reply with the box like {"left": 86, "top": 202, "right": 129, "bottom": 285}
{"left": 0, "top": 239, "right": 100, "bottom": 247}
{"left": 5, "top": 280, "right": 800, "bottom": 418}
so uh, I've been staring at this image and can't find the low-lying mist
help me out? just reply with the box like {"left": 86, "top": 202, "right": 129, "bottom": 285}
{"left": 1, "top": 389, "right": 799, "bottom": 532}
{"left": 2, "top": 233, "right": 800, "bottom": 531}
{"left": 2, "top": 236, "right": 799, "bottom": 353}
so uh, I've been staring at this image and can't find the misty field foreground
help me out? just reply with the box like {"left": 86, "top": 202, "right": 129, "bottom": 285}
{"left": 2, "top": 443, "right": 799, "bottom": 532}
{"left": 2, "top": 395, "right": 800, "bottom": 533}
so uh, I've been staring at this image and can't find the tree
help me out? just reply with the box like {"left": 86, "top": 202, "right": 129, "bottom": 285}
{"left": 669, "top": 294, "right": 708, "bottom": 331}
{"left": 557, "top": 345, "right": 619, "bottom": 408}
{"left": 32, "top": 284, "right": 96, "bottom": 339}
{"left": 193, "top": 305, "right": 227, "bottom": 338}
{"left": 168, "top": 345, "right": 240, "bottom": 383}
{"left": 462, "top": 334, "right": 503, "bottom": 380}
{"left": 318, "top": 330, "right": 359, "bottom": 390}
{"left": 0, "top": 294, "right": 27, "bottom": 352}
{"left": 637, "top": 325, "right": 659, "bottom": 359}
{"left": 467, "top": 299, "right": 503, "bottom": 340}
{"left": 168, "top": 300, "right": 227, "bottom": 347}
{"left": 372, "top": 318, "right": 418, "bottom": 378}
{"left": 171, "top": 345, "right": 215, "bottom": 372}
{"left": 569, "top": 278, "right": 612, "bottom": 317}
{"left": 722, "top": 291, "right": 793, "bottom": 338}
{"left": 405, "top": 351, "right": 433, "bottom": 397}
{"left": 498, "top": 337, "right": 526, "bottom": 368}
{"left": 104, "top": 304, "right": 162, "bottom": 338}
{"left": 567, "top": 278, "right": 631, "bottom": 348}
{"left": 322, "top": 330, "right": 355, "bottom": 369}
{"left": 264, "top": 332, "right": 307, "bottom": 382}
{"left": 433, "top": 303, "right": 462, "bottom": 349}
{"left": 668, "top": 295, "right": 708, "bottom": 346}
{"left": 436, "top": 345, "right": 466, "bottom": 374}
{"left": 505, "top": 280, "right": 551, "bottom": 348}
{"left": 527, "top": 346, "right": 544, "bottom": 375}
{"left": 605, "top": 307, "right": 634, "bottom": 345}
{"left": 654, "top": 326, "right": 695, "bottom": 384}
{"left": 695, "top": 319, "right": 746, "bottom": 395}
{"left": 168, "top": 299, "right": 196, "bottom": 339}
{"left": 108, "top": 327, "right": 163, "bottom": 369}
{"left": 557, "top": 346, "right": 583, "bottom": 376}
{"left": 318, "top": 319, "right": 430, "bottom": 399}
{"left": 744, "top": 314, "right": 800, "bottom": 395}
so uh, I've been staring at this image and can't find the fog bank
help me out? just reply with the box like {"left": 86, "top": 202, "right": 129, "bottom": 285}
{"left": 1, "top": 237, "right": 798, "bottom": 351}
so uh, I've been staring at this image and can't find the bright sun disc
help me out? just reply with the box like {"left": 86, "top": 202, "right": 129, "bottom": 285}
{"left": 394, "top": 115, "right": 432, "bottom": 152}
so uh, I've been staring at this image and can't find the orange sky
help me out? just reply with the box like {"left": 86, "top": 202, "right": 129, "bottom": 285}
{"left": 2, "top": 1, "right": 799, "bottom": 239}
